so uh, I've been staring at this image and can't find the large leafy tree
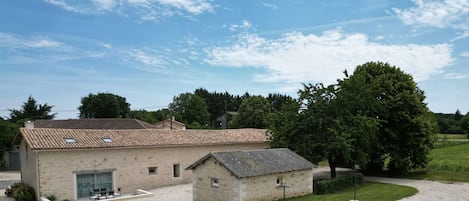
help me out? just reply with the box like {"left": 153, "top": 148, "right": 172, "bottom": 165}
{"left": 340, "top": 62, "right": 435, "bottom": 174}
{"left": 267, "top": 93, "right": 296, "bottom": 112}
{"left": 127, "top": 109, "right": 169, "bottom": 124}
{"left": 170, "top": 93, "right": 210, "bottom": 128}
{"left": 230, "top": 95, "right": 271, "bottom": 128}
{"left": 0, "top": 118, "right": 20, "bottom": 149}
{"left": 194, "top": 88, "right": 244, "bottom": 127}
{"left": 270, "top": 83, "right": 378, "bottom": 178}
{"left": 270, "top": 62, "right": 435, "bottom": 177}
{"left": 8, "top": 96, "right": 56, "bottom": 122}
{"left": 78, "top": 93, "right": 130, "bottom": 118}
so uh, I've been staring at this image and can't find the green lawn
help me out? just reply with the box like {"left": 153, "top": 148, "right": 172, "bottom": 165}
{"left": 403, "top": 143, "right": 469, "bottom": 182}
{"left": 436, "top": 134, "right": 467, "bottom": 139}
{"left": 288, "top": 182, "right": 417, "bottom": 201}
{"left": 429, "top": 143, "right": 469, "bottom": 171}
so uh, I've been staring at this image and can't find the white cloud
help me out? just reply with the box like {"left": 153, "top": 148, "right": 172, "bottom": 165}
{"left": 393, "top": 0, "right": 469, "bottom": 39}
{"left": 229, "top": 20, "right": 252, "bottom": 31}
{"left": 44, "top": 0, "right": 92, "bottom": 14}
{"left": 43, "top": 0, "right": 213, "bottom": 21}
{"left": 262, "top": 2, "right": 277, "bottom": 10}
{"left": 100, "top": 43, "right": 113, "bottom": 49}
{"left": 126, "top": 49, "right": 166, "bottom": 67}
{"left": 444, "top": 72, "right": 468, "bottom": 79}
{"left": 91, "top": 0, "right": 116, "bottom": 11}
{"left": 461, "top": 51, "right": 469, "bottom": 57}
{"left": 0, "top": 33, "right": 62, "bottom": 49}
{"left": 206, "top": 30, "right": 454, "bottom": 85}
{"left": 25, "top": 39, "right": 62, "bottom": 48}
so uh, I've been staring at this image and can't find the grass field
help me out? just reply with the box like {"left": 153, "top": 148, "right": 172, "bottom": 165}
{"left": 404, "top": 143, "right": 469, "bottom": 182}
{"left": 287, "top": 182, "right": 417, "bottom": 201}
{"left": 436, "top": 134, "right": 467, "bottom": 139}
{"left": 429, "top": 143, "right": 469, "bottom": 171}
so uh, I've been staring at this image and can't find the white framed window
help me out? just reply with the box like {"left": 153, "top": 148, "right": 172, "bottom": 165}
{"left": 211, "top": 178, "right": 219, "bottom": 188}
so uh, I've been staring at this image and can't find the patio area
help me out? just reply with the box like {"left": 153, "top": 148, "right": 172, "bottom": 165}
{"left": 77, "top": 184, "right": 192, "bottom": 201}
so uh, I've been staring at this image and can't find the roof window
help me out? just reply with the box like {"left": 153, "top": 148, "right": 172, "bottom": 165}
{"left": 64, "top": 138, "right": 76, "bottom": 143}
{"left": 102, "top": 137, "right": 112, "bottom": 143}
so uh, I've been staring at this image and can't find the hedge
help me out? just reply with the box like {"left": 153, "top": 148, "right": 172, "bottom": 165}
{"left": 314, "top": 173, "right": 364, "bottom": 195}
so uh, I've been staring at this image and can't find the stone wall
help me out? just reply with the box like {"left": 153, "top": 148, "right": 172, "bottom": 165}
{"left": 241, "top": 169, "right": 313, "bottom": 201}
{"left": 34, "top": 143, "right": 267, "bottom": 200}
{"left": 192, "top": 157, "right": 241, "bottom": 201}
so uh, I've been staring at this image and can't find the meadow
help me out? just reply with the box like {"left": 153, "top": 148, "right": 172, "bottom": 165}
{"left": 405, "top": 143, "right": 469, "bottom": 182}
{"left": 288, "top": 182, "right": 417, "bottom": 201}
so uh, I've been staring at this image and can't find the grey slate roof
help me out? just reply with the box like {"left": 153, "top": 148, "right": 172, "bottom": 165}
{"left": 33, "top": 119, "right": 158, "bottom": 129}
{"left": 186, "top": 148, "right": 313, "bottom": 178}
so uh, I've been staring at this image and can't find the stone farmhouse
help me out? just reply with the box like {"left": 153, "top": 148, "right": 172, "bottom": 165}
{"left": 17, "top": 127, "right": 268, "bottom": 200}
{"left": 187, "top": 148, "right": 314, "bottom": 201}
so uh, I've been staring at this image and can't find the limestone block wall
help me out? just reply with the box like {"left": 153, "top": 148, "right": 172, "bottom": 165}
{"left": 19, "top": 140, "right": 39, "bottom": 198}
{"left": 192, "top": 158, "right": 241, "bottom": 201}
{"left": 35, "top": 143, "right": 267, "bottom": 200}
{"left": 240, "top": 169, "right": 313, "bottom": 201}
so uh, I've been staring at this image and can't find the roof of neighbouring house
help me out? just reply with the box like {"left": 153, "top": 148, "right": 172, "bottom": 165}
{"left": 33, "top": 119, "right": 158, "bottom": 129}
{"left": 186, "top": 148, "right": 313, "bottom": 178}
{"left": 17, "top": 128, "right": 268, "bottom": 151}
{"left": 154, "top": 119, "right": 186, "bottom": 128}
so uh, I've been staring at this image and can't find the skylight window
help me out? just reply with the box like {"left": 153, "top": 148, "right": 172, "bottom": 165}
{"left": 102, "top": 137, "right": 112, "bottom": 143}
{"left": 64, "top": 138, "right": 76, "bottom": 143}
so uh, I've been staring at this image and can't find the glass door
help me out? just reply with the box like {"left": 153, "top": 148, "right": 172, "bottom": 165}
{"left": 77, "top": 172, "right": 113, "bottom": 198}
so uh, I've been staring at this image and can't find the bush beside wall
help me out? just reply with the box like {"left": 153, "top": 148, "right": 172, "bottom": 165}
{"left": 314, "top": 173, "right": 364, "bottom": 195}
{"left": 5, "top": 182, "right": 36, "bottom": 201}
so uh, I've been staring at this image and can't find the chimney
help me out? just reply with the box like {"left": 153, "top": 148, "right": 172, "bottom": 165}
{"left": 24, "top": 121, "right": 34, "bottom": 129}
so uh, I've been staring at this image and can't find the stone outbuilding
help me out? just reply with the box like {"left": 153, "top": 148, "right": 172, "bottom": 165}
{"left": 186, "top": 148, "right": 314, "bottom": 201}
{"left": 16, "top": 127, "right": 268, "bottom": 200}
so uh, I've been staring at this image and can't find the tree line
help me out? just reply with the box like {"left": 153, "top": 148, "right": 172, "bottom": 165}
{"left": 2, "top": 61, "right": 469, "bottom": 177}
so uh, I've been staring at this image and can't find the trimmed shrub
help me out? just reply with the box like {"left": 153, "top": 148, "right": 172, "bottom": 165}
{"left": 314, "top": 173, "right": 364, "bottom": 195}
{"left": 5, "top": 182, "right": 36, "bottom": 201}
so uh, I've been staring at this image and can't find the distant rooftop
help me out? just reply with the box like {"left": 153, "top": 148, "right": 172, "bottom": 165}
{"left": 32, "top": 119, "right": 158, "bottom": 129}
{"left": 186, "top": 148, "right": 313, "bottom": 178}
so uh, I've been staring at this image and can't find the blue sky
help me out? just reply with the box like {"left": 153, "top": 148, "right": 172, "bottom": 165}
{"left": 1, "top": 0, "right": 468, "bottom": 119}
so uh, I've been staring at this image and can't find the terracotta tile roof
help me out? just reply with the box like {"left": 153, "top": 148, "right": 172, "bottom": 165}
{"left": 186, "top": 148, "right": 313, "bottom": 178}
{"left": 154, "top": 119, "right": 186, "bottom": 129}
{"left": 33, "top": 119, "right": 158, "bottom": 129}
{"left": 19, "top": 128, "right": 268, "bottom": 151}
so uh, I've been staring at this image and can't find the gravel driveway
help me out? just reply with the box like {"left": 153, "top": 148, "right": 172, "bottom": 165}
{"left": 366, "top": 176, "right": 469, "bottom": 201}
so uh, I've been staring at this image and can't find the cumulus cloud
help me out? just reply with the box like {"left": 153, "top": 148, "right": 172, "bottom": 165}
{"left": 206, "top": 30, "right": 454, "bottom": 85}
{"left": 229, "top": 20, "right": 252, "bottom": 31}
{"left": 393, "top": 0, "right": 469, "bottom": 39}
{"left": 43, "top": 0, "right": 213, "bottom": 20}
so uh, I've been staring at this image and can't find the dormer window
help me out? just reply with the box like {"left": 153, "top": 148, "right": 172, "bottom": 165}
{"left": 64, "top": 138, "right": 76, "bottom": 143}
{"left": 102, "top": 137, "right": 112, "bottom": 143}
